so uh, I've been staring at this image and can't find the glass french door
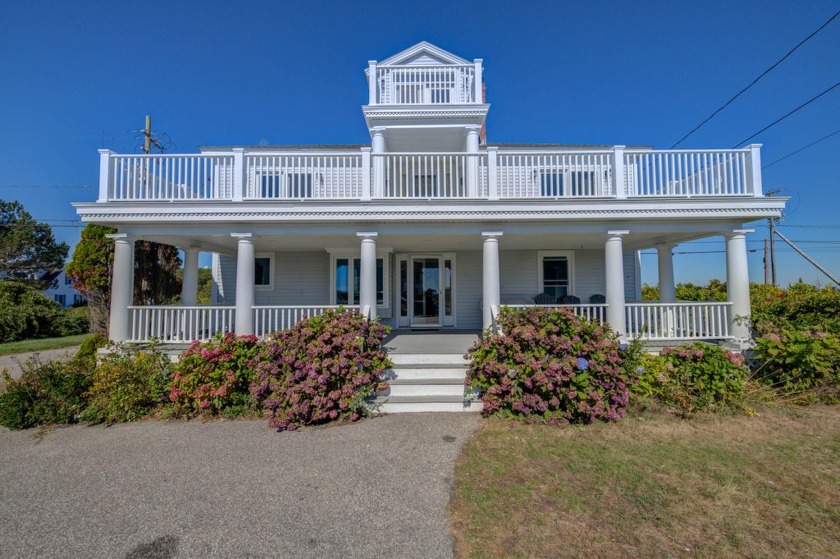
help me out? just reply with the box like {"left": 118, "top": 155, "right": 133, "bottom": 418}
{"left": 398, "top": 254, "right": 455, "bottom": 328}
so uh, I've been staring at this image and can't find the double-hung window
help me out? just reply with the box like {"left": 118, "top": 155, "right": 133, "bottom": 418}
{"left": 537, "top": 251, "right": 574, "bottom": 301}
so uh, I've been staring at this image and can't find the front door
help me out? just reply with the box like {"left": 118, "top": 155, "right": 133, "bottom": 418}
{"left": 398, "top": 254, "right": 455, "bottom": 328}
{"left": 411, "top": 257, "right": 442, "bottom": 326}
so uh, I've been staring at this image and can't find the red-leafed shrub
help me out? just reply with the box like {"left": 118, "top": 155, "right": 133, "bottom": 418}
{"left": 467, "top": 307, "right": 631, "bottom": 424}
{"left": 170, "top": 333, "right": 261, "bottom": 417}
{"left": 250, "top": 310, "right": 391, "bottom": 431}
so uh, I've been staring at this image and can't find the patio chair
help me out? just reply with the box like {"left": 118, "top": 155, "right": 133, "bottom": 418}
{"left": 589, "top": 294, "right": 606, "bottom": 304}
{"left": 557, "top": 295, "right": 581, "bottom": 304}
{"left": 533, "top": 292, "right": 555, "bottom": 304}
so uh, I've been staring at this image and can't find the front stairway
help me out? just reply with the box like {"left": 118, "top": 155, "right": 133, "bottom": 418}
{"left": 372, "top": 331, "right": 482, "bottom": 413}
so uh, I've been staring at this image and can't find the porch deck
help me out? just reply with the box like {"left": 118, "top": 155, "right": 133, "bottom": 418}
{"left": 382, "top": 330, "right": 480, "bottom": 354}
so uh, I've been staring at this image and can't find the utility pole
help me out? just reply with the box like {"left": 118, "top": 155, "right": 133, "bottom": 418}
{"left": 766, "top": 188, "right": 782, "bottom": 286}
{"left": 764, "top": 239, "right": 771, "bottom": 284}
{"left": 144, "top": 115, "right": 151, "bottom": 155}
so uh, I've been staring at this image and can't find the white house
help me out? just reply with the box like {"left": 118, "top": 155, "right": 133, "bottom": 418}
{"left": 40, "top": 269, "right": 86, "bottom": 307}
{"left": 74, "top": 42, "right": 784, "bottom": 350}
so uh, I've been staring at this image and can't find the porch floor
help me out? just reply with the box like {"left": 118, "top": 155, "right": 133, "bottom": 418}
{"left": 382, "top": 329, "right": 480, "bottom": 354}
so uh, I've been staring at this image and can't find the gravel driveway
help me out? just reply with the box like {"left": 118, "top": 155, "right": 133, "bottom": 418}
{"left": 0, "top": 413, "right": 480, "bottom": 558}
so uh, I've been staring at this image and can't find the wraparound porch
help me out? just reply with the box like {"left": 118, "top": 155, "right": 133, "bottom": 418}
{"left": 106, "top": 224, "right": 753, "bottom": 345}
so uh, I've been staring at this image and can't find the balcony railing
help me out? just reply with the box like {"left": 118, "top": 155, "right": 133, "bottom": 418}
{"left": 625, "top": 302, "right": 732, "bottom": 340}
{"left": 369, "top": 63, "right": 479, "bottom": 105}
{"left": 98, "top": 145, "right": 763, "bottom": 203}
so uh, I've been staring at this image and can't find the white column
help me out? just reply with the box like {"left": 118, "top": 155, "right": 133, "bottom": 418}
{"left": 482, "top": 232, "right": 503, "bottom": 329}
{"left": 181, "top": 247, "right": 200, "bottom": 306}
{"left": 747, "top": 143, "right": 763, "bottom": 197}
{"left": 657, "top": 244, "right": 676, "bottom": 303}
{"left": 98, "top": 149, "right": 114, "bottom": 202}
{"left": 371, "top": 128, "right": 386, "bottom": 198}
{"left": 106, "top": 233, "right": 134, "bottom": 342}
{"left": 466, "top": 126, "right": 481, "bottom": 198}
{"left": 605, "top": 230, "right": 629, "bottom": 339}
{"left": 612, "top": 145, "right": 626, "bottom": 199}
{"left": 357, "top": 232, "right": 378, "bottom": 319}
{"left": 232, "top": 233, "right": 255, "bottom": 336}
{"left": 726, "top": 229, "right": 754, "bottom": 343}
{"left": 232, "top": 147, "right": 246, "bottom": 201}
{"left": 473, "top": 59, "right": 483, "bottom": 103}
{"left": 368, "top": 60, "right": 377, "bottom": 105}
{"left": 360, "top": 147, "right": 372, "bottom": 201}
{"left": 487, "top": 146, "right": 499, "bottom": 200}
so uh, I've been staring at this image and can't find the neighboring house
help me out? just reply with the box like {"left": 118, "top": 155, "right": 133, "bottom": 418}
{"left": 40, "top": 269, "right": 86, "bottom": 308}
{"left": 74, "top": 41, "right": 784, "bottom": 348}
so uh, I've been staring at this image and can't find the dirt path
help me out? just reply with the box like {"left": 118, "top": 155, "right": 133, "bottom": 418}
{"left": 0, "top": 346, "right": 81, "bottom": 380}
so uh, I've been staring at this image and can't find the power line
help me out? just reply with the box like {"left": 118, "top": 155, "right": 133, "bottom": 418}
{"left": 731, "top": 79, "right": 840, "bottom": 148}
{"left": 671, "top": 8, "right": 840, "bottom": 148}
{"left": 762, "top": 127, "right": 840, "bottom": 168}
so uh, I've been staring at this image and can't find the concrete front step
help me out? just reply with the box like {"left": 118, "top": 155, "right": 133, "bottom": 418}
{"left": 389, "top": 353, "right": 469, "bottom": 366}
{"left": 371, "top": 352, "right": 479, "bottom": 413}
{"left": 373, "top": 395, "right": 483, "bottom": 414}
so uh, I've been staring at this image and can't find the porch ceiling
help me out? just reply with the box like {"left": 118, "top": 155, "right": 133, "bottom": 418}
{"left": 130, "top": 226, "right": 743, "bottom": 256}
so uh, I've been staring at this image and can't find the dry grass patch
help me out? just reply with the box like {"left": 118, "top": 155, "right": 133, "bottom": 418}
{"left": 450, "top": 406, "right": 840, "bottom": 558}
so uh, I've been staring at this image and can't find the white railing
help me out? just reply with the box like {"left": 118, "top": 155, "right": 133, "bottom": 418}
{"left": 252, "top": 305, "right": 359, "bottom": 337}
{"left": 128, "top": 306, "right": 236, "bottom": 342}
{"left": 108, "top": 154, "right": 234, "bottom": 201}
{"left": 99, "top": 146, "right": 763, "bottom": 202}
{"left": 378, "top": 153, "right": 484, "bottom": 198}
{"left": 625, "top": 302, "right": 732, "bottom": 340}
{"left": 246, "top": 153, "right": 364, "bottom": 199}
{"left": 373, "top": 64, "right": 476, "bottom": 105}
{"left": 505, "top": 303, "right": 609, "bottom": 322}
{"left": 625, "top": 149, "right": 749, "bottom": 196}
{"left": 496, "top": 152, "right": 614, "bottom": 198}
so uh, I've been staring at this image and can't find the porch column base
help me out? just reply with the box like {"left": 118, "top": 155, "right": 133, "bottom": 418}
{"left": 726, "top": 229, "right": 754, "bottom": 346}
{"left": 106, "top": 233, "right": 134, "bottom": 342}
{"left": 605, "top": 230, "right": 629, "bottom": 340}
{"left": 482, "top": 232, "right": 503, "bottom": 330}
{"left": 232, "top": 233, "right": 255, "bottom": 336}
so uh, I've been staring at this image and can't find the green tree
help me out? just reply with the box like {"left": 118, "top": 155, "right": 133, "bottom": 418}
{"left": 0, "top": 200, "right": 69, "bottom": 288}
{"left": 67, "top": 224, "right": 182, "bottom": 336}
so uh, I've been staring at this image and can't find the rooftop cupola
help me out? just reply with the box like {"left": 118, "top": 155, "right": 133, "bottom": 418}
{"left": 362, "top": 41, "right": 489, "bottom": 152}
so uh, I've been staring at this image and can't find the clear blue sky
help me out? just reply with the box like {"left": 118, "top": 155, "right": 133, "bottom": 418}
{"left": 1, "top": 0, "right": 838, "bottom": 287}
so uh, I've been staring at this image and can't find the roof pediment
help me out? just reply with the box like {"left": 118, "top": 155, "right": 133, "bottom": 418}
{"left": 377, "top": 41, "right": 472, "bottom": 66}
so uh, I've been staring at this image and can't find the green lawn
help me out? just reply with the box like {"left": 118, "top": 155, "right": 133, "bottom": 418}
{"left": 0, "top": 334, "right": 89, "bottom": 356}
{"left": 450, "top": 406, "right": 840, "bottom": 558}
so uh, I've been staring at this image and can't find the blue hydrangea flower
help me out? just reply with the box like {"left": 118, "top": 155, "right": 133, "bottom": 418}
{"left": 576, "top": 357, "right": 589, "bottom": 371}
{"left": 636, "top": 366, "right": 644, "bottom": 374}
{"left": 619, "top": 343, "right": 627, "bottom": 351}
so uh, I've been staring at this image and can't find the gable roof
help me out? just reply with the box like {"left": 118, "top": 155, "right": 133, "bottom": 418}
{"left": 377, "top": 41, "right": 472, "bottom": 66}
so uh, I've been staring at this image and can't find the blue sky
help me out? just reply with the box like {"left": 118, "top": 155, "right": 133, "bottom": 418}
{"left": 1, "top": 0, "right": 838, "bottom": 287}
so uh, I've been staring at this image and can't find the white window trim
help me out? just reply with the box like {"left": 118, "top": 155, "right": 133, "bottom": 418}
{"left": 537, "top": 250, "right": 575, "bottom": 297}
{"left": 328, "top": 251, "right": 391, "bottom": 308}
{"left": 255, "top": 252, "right": 275, "bottom": 291}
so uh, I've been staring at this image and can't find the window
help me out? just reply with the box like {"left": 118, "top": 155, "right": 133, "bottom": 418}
{"left": 332, "top": 255, "right": 388, "bottom": 307}
{"left": 259, "top": 172, "right": 314, "bottom": 198}
{"left": 538, "top": 251, "right": 575, "bottom": 301}
{"left": 54, "top": 294, "right": 66, "bottom": 306}
{"left": 539, "top": 170, "right": 599, "bottom": 197}
{"left": 254, "top": 253, "right": 274, "bottom": 289}
{"left": 73, "top": 294, "right": 86, "bottom": 305}
{"left": 64, "top": 274, "right": 72, "bottom": 285}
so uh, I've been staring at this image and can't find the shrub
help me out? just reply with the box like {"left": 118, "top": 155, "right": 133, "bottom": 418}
{"left": 55, "top": 306, "right": 89, "bottom": 337}
{"left": 81, "top": 344, "right": 172, "bottom": 423}
{"left": 0, "top": 282, "right": 88, "bottom": 342}
{"left": 0, "top": 356, "right": 93, "bottom": 430}
{"left": 752, "top": 328, "right": 840, "bottom": 404}
{"left": 467, "top": 307, "right": 631, "bottom": 424}
{"left": 75, "top": 334, "right": 108, "bottom": 361}
{"left": 169, "top": 333, "right": 261, "bottom": 417}
{"left": 250, "top": 310, "right": 391, "bottom": 431}
{"left": 752, "top": 282, "right": 840, "bottom": 334}
{"left": 631, "top": 342, "right": 748, "bottom": 414}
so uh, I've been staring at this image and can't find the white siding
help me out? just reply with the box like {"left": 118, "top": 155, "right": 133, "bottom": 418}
{"left": 215, "top": 251, "right": 330, "bottom": 305}
{"left": 623, "top": 250, "right": 637, "bottom": 301}
{"left": 455, "top": 251, "right": 483, "bottom": 329}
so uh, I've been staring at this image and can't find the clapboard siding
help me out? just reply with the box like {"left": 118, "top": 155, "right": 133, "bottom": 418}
{"left": 623, "top": 250, "right": 637, "bottom": 300}
{"left": 455, "top": 251, "right": 483, "bottom": 329}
